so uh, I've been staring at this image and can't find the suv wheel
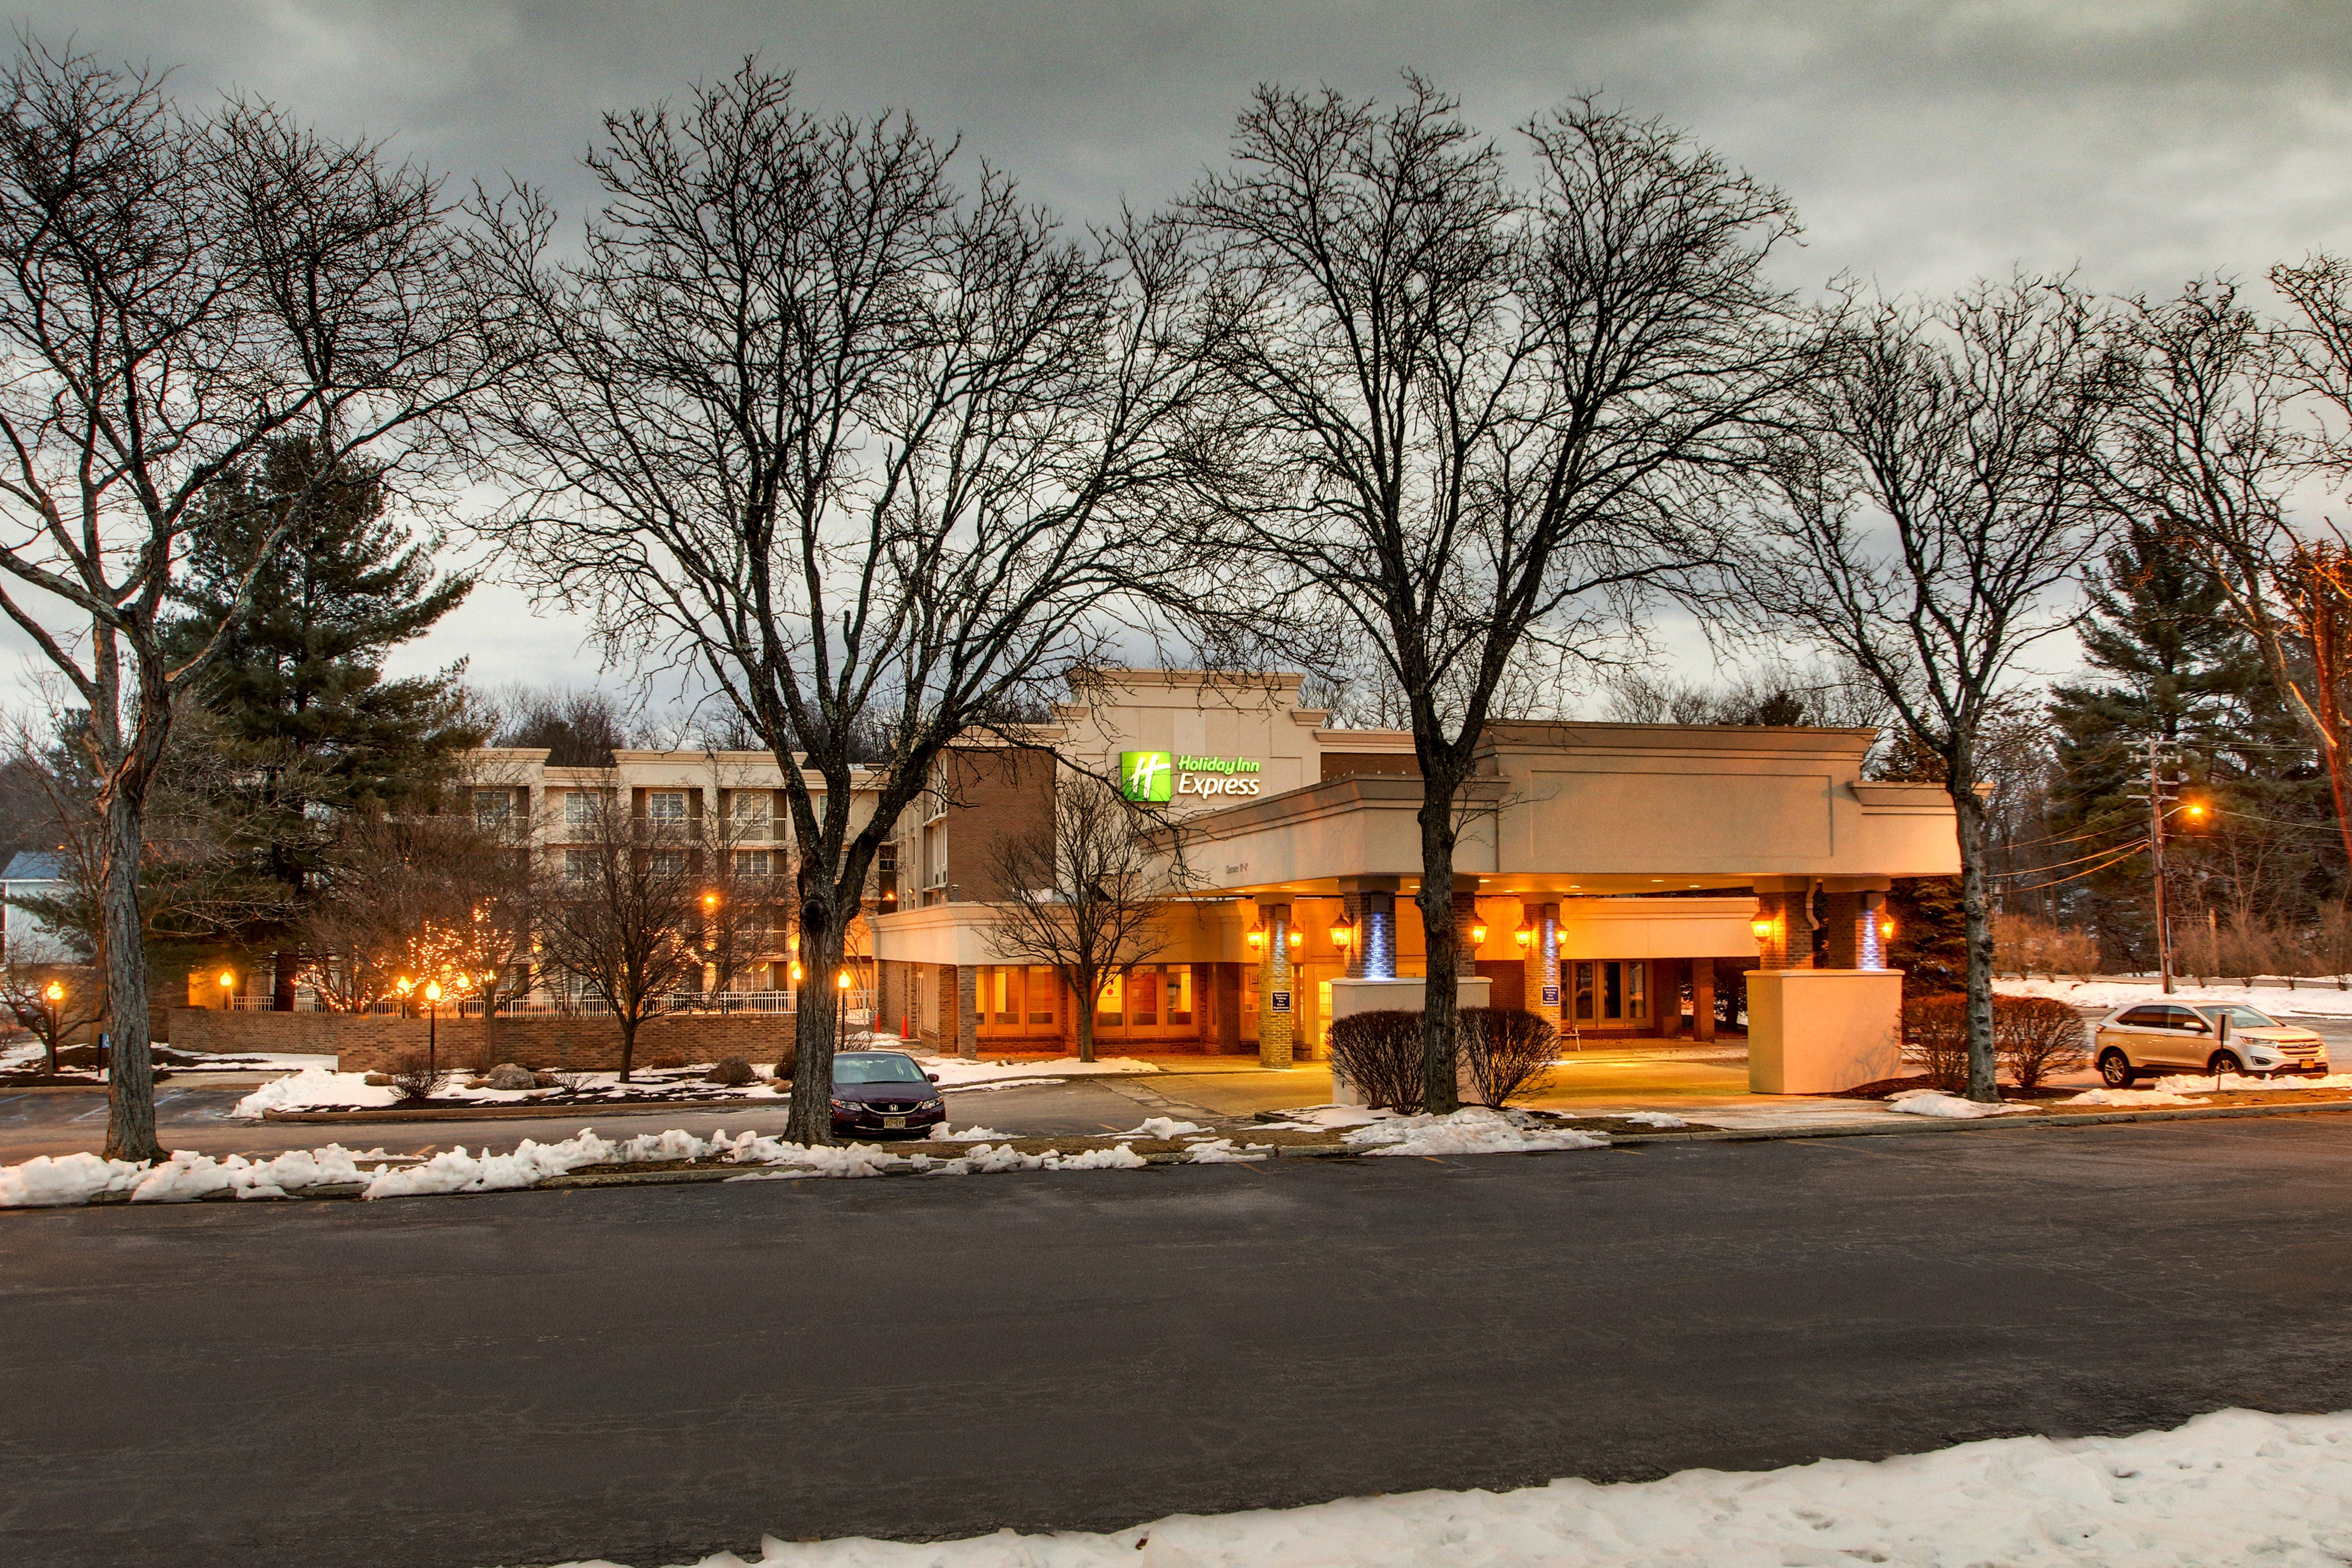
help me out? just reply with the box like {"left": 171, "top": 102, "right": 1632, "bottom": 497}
{"left": 2207, "top": 1050, "right": 2245, "bottom": 1078}
{"left": 2098, "top": 1049, "right": 2135, "bottom": 1088}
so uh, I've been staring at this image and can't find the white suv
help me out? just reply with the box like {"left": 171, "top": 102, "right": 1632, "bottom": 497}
{"left": 2092, "top": 1002, "right": 2329, "bottom": 1086}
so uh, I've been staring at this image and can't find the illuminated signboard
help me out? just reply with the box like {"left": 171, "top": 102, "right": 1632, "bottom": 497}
{"left": 1120, "top": 751, "right": 1263, "bottom": 803}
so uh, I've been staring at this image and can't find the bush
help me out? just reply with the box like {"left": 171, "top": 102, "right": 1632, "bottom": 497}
{"left": 646, "top": 1051, "right": 687, "bottom": 1070}
{"left": 707, "top": 1056, "right": 757, "bottom": 1087}
{"left": 1327, "top": 1009, "right": 1427, "bottom": 1112}
{"left": 1994, "top": 995, "right": 2087, "bottom": 1090}
{"left": 1903, "top": 994, "right": 1970, "bottom": 1091}
{"left": 387, "top": 1053, "right": 446, "bottom": 1103}
{"left": 1460, "top": 1007, "right": 1557, "bottom": 1107}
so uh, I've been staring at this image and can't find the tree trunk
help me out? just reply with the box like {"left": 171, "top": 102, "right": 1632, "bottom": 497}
{"left": 1416, "top": 793, "right": 1463, "bottom": 1117}
{"left": 782, "top": 910, "right": 847, "bottom": 1146}
{"left": 1953, "top": 783, "right": 1999, "bottom": 1104}
{"left": 272, "top": 950, "right": 299, "bottom": 1012}
{"left": 1074, "top": 965, "right": 1097, "bottom": 1064}
{"left": 617, "top": 1014, "right": 636, "bottom": 1082}
{"left": 98, "top": 786, "right": 162, "bottom": 1163}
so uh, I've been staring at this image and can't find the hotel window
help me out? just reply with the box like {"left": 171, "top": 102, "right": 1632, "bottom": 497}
{"left": 472, "top": 788, "right": 514, "bottom": 828}
{"left": 1167, "top": 966, "right": 1193, "bottom": 1025}
{"left": 734, "top": 849, "right": 772, "bottom": 878}
{"left": 730, "top": 792, "right": 772, "bottom": 834}
{"left": 650, "top": 849, "right": 687, "bottom": 876}
{"left": 1026, "top": 965, "right": 1056, "bottom": 1026}
{"left": 563, "top": 849, "right": 596, "bottom": 882}
{"left": 564, "top": 791, "right": 604, "bottom": 828}
{"left": 647, "top": 790, "right": 687, "bottom": 822}
{"left": 1095, "top": 969, "right": 1124, "bottom": 1030}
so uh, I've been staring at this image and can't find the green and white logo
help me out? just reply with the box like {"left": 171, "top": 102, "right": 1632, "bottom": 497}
{"left": 1120, "top": 750, "right": 1174, "bottom": 803}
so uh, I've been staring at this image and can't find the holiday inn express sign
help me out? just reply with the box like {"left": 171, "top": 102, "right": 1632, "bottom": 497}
{"left": 1120, "top": 751, "right": 1263, "bottom": 803}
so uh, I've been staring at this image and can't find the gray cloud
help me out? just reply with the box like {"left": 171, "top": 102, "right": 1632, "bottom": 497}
{"left": 13, "top": 0, "right": 2351, "bottom": 693}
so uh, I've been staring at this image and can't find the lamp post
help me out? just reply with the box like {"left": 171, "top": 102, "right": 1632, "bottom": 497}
{"left": 41, "top": 978, "right": 61, "bottom": 1070}
{"left": 836, "top": 966, "right": 851, "bottom": 1051}
{"left": 424, "top": 979, "right": 443, "bottom": 1082}
{"left": 216, "top": 967, "right": 235, "bottom": 1008}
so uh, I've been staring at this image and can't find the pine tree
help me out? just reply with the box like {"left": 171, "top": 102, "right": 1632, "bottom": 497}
{"left": 165, "top": 438, "right": 482, "bottom": 1000}
{"left": 2045, "top": 521, "right": 2328, "bottom": 966}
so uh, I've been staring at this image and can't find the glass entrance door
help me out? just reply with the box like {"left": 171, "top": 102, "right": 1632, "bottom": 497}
{"left": 1571, "top": 961, "right": 1648, "bottom": 1028}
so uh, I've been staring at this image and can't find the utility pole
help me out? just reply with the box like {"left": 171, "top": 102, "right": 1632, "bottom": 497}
{"left": 2129, "top": 737, "right": 2188, "bottom": 995}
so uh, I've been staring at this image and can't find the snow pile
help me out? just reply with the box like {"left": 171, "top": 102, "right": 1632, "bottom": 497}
{"left": 0, "top": 1151, "right": 148, "bottom": 1208}
{"left": 1185, "top": 1138, "right": 1271, "bottom": 1164}
{"left": 2061, "top": 1086, "right": 2204, "bottom": 1108}
{"left": 549, "top": 1407, "right": 2352, "bottom": 1568}
{"left": 1885, "top": 1089, "right": 2012, "bottom": 1119}
{"left": 131, "top": 1145, "right": 372, "bottom": 1202}
{"left": 919, "top": 1055, "right": 1162, "bottom": 1092}
{"left": 363, "top": 1133, "right": 630, "bottom": 1198}
{"left": 926, "top": 1124, "right": 1013, "bottom": 1142}
{"left": 1120, "top": 1117, "right": 1206, "bottom": 1140}
{"left": 2151, "top": 1070, "right": 2352, "bottom": 1095}
{"left": 1342, "top": 1106, "right": 1607, "bottom": 1157}
{"left": 922, "top": 1141, "right": 1149, "bottom": 1175}
{"left": 1616, "top": 1111, "right": 1688, "bottom": 1128}
{"left": 233, "top": 1067, "right": 398, "bottom": 1118}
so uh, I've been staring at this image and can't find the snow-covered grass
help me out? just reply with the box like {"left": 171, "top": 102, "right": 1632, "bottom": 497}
{"left": 919, "top": 1055, "right": 1162, "bottom": 1092}
{"left": 230, "top": 1064, "right": 791, "bottom": 1119}
{"left": 1999, "top": 975, "right": 2352, "bottom": 1018}
{"left": 552, "top": 1407, "right": 2352, "bottom": 1568}
{"left": 1341, "top": 1106, "right": 1608, "bottom": 1156}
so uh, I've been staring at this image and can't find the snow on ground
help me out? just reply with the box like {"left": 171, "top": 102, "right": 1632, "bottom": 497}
{"left": 1184, "top": 1138, "right": 1273, "bottom": 1164}
{"left": 1886, "top": 1089, "right": 2014, "bottom": 1119}
{"left": 0, "top": 1144, "right": 402, "bottom": 1207}
{"left": 2151, "top": 1070, "right": 2352, "bottom": 1094}
{"left": 926, "top": 1124, "right": 1014, "bottom": 1142}
{"left": 555, "top": 1407, "right": 2352, "bottom": 1568}
{"left": 1118, "top": 1117, "right": 1206, "bottom": 1140}
{"left": 1611, "top": 1110, "right": 1689, "bottom": 1128}
{"left": 1999, "top": 975, "right": 2352, "bottom": 1018}
{"left": 1269, "top": 1105, "right": 1385, "bottom": 1129}
{"left": 1342, "top": 1106, "right": 1608, "bottom": 1156}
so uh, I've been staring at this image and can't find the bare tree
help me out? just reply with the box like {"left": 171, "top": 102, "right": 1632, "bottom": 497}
{"left": 533, "top": 783, "right": 700, "bottom": 1080}
{"left": 0, "top": 44, "right": 508, "bottom": 1158}
{"left": 983, "top": 774, "right": 1182, "bottom": 1063}
{"left": 1184, "top": 80, "right": 1809, "bottom": 1112}
{"left": 479, "top": 62, "right": 1217, "bottom": 1141}
{"left": 1736, "top": 277, "right": 2121, "bottom": 1102}
{"left": 0, "top": 944, "right": 99, "bottom": 1073}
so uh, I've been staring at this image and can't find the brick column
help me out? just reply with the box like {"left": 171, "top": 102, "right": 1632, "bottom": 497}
{"left": 1526, "top": 901, "right": 1561, "bottom": 1026}
{"left": 952, "top": 964, "right": 978, "bottom": 1058}
{"left": 1693, "top": 959, "right": 1717, "bottom": 1043}
{"left": 1214, "top": 962, "right": 1243, "bottom": 1052}
{"left": 1452, "top": 889, "right": 1483, "bottom": 978}
{"left": 1822, "top": 891, "right": 1868, "bottom": 969}
{"left": 1257, "top": 902, "right": 1293, "bottom": 1068}
{"left": 1752, "top": 891, "right": 1812, "bottom": 970}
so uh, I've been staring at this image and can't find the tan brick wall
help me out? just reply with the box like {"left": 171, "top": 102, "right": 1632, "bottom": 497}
{"left": 165, "top": 1007, "right": 802, "bottom": 1074}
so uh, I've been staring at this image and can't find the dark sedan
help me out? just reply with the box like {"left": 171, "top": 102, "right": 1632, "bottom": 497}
{"left": 830, "top": 1051, "right": 948, "bottom": 1137}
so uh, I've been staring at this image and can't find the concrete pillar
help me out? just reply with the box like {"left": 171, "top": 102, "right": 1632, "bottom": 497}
{"left": 1526, "top": 901, "right": 1561, "bottom": 1026}
{"left": 1257, "top": 902, "right": 1294, "bottom": 1068}
{"left": 1693, "top": 959, "right": 1717, "bottom": 1043}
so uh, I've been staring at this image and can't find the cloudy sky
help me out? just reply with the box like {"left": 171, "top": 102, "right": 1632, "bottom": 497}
{"left": 19, "top": 0, "right": 2352, "bottom": 707}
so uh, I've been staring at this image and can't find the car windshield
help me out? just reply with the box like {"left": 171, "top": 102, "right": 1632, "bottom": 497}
{"left": 2194, "top": 1005, "right": 2280, "bottom": 1029}
{"left": 834, "top": 1055, "right": 928, "bottom": 1085}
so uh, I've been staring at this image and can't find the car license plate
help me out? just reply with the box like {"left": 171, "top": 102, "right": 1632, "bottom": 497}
{"left": 885, "top": 1115, "right": 906, "bottom": 1128}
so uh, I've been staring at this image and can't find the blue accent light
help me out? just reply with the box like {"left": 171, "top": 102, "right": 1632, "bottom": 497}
{"left": 1365, "top": 912, "right": 1396, "bottom": 979}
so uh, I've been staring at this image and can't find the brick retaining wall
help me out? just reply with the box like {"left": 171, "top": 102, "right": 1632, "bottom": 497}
{"left": 164, "top": 1007, "right": 800, "bottom": 1074}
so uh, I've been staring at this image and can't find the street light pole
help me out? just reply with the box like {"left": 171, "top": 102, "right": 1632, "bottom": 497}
{"left": 424, "top": 978, "right": 443, "bottom": 1082}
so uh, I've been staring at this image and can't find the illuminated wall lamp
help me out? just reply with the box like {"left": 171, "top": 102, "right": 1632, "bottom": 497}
{"left": 1330, "top": 916, "right": 1355, "bottom": 949}
{"left": 1751, "top": 917, "right": 1775, "bottom": 939}
{"left": 1247, "top": 926, "right": 1265, "bottom": 952}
